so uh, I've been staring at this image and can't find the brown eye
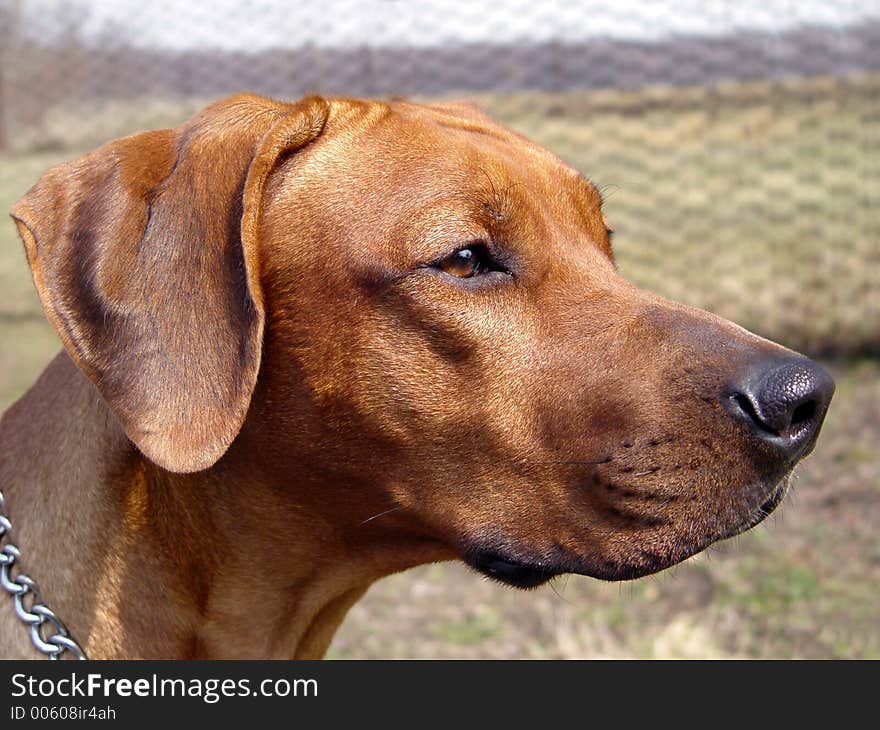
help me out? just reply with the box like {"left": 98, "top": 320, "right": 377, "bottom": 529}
{"left": 429, "top": 243, "right": 513, "bottom": 283}
{"left": 437, "top": 246, "right": 483, "bottom": 278}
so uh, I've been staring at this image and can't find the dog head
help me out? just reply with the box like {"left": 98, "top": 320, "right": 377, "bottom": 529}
{"left": 12, "top": 95, "right": 833, "bottom": 587}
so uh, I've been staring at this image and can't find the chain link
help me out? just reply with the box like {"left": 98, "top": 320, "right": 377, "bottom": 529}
{"left": 0, "top": 490, "right": 87, "bottom": 659}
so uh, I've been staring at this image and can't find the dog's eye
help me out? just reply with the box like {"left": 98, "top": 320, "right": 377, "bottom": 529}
{"left": 435, "top": 245, "right": 498, "bottom": 279}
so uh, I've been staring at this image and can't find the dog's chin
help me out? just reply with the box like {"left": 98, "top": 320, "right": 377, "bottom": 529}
{"left": 718, "top": 473, "right": 792, "bottom": 540}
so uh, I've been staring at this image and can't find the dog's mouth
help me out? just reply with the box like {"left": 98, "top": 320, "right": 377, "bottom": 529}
{"left": 463, "top": 475, "right": 793, "bottom": 589}
{"left": 464, "top": 549, "right": 560, "bottom": 589}
{"left": 464, "top": 544, "right": 672, "bottom": 587}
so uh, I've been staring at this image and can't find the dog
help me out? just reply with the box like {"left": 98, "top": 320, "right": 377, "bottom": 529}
{"left": 0, "top": 94, "right": 833, "bottom": 659}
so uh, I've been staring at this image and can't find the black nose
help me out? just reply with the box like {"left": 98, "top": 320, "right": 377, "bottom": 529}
{"left": 724, "top": 357, "right": 834, "bottom": 461}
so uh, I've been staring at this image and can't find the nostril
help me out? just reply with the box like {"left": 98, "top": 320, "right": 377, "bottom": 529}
{"left": 790, "top": 399, "right": 817, "bottom": 427}
{"left": 731, "top": 392, "right": 776, "bottom": 435}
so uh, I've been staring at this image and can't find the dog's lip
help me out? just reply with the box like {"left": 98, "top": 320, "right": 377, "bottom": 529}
{"left": 463, "top": 542, "right": 665, "bottom": 585}
{"left": 465, "top": 544, "right": 674, "bottom": 585}
{"left": 464, "top": 549, "right": 559, "bottom": 589}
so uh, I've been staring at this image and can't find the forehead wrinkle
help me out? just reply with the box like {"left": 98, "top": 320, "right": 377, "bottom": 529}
{"left": 417, "top": 101, "right": 569, "bottom": 172}
{"left": 426, "top": 111, "right": 517, "bottom": 144}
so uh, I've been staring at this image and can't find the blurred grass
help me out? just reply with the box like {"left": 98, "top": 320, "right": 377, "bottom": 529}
{"left": 1, "top": 75, "right": 878, "bottom": 657}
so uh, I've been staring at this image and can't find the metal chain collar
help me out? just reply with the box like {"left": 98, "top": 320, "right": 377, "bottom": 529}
{"left": 0, "top": 489, "right": 87, "bottom": 659}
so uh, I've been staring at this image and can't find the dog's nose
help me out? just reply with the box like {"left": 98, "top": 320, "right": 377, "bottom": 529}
{"left": 724, "top": 356, "right": 834, "bottom": 461}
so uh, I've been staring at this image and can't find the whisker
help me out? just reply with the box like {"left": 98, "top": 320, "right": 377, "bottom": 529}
{"left": 598, "top": 183, "right": 621, "bottom": 202}
{"left": 548, "top": 576, "right": 572, "bottom": 604}
{"left": 359, "top": 505, "right": 402, "bottom": 526}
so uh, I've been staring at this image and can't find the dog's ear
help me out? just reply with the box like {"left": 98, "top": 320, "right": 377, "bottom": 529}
{"left": 10, "top": 94, "right": 329, "bottom": 473}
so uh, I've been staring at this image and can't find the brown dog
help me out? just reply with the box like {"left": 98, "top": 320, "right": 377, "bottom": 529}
{"left": 0, "top": 94, "right": 833, "bottom": 659}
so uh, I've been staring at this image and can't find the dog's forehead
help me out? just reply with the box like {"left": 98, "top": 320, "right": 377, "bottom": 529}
{"left": 393, "top": 100, "right": 599, "bottom": 192}
{"left": 302, "top": 98, "right": 605, "bottom": 223}
{"left": 262, "top": 98, "right": 612, "bottom": 269}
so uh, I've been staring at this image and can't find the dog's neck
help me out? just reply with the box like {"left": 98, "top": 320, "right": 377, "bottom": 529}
{"left": 0, "top": 352, "right": 447, "bottom": 659}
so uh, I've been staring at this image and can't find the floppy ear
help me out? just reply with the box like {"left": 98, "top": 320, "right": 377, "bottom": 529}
{"left": 10, "top": 94, "right": 329, "bottom": 473}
